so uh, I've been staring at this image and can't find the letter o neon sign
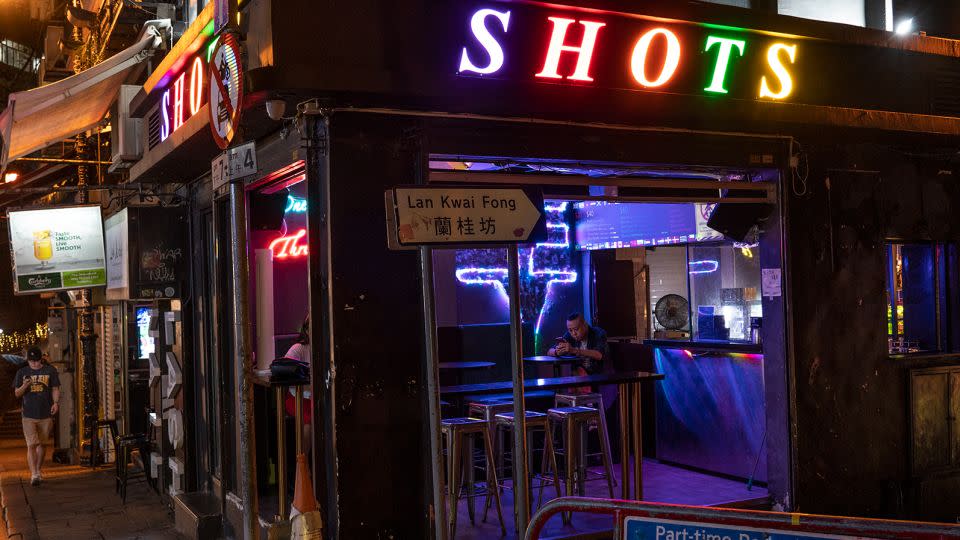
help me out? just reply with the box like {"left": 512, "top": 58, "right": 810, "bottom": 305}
{"left": 630, "top": 28, "right": 681, "bottom": 88}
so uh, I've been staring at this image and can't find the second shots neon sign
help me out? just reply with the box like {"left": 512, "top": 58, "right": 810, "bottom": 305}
{"left": 457, "top": 5, "right": 800, "bottom": 102}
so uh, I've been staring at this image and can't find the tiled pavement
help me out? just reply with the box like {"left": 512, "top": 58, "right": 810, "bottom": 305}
{"left": 0, "top": 440, "right": 184, "bottom": 540}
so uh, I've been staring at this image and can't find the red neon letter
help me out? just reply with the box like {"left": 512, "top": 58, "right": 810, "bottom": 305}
{"left": 630, "top": 28, "right": 681, "bottom": 88}
{"left": 535, "top": 17, "right": 606, "bottom": 82}
{"left": 189, "top": 57, "right": 204, "bottom": 116}
{"left": 172, "top": 73, "right": 185, "bottom": 130}
{"left": 269, "top": 229, "right": 308, "bottom": 259}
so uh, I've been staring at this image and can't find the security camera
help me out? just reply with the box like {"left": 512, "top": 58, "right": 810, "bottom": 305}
{"left": 266, "top": 99, "right": 286, "bottom": 121}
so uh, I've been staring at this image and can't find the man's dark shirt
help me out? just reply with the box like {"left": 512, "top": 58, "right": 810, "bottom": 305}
{"left": 561, "top": 325, "right": 608, "bottom": 375}
{"left": 13, "top": 364, "right": 60, "bottom": 420}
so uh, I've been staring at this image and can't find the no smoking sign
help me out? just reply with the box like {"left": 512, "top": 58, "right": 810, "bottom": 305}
{"left": 209, "top": 32, "right": 243, "bottom": 149}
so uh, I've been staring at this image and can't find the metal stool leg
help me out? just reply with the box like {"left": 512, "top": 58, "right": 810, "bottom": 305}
{"left": 449, "top": 431, "right": 462, "bottom": 539}
{"left": 535, "top": 428, "right": 546, "bottom": 508}
{"left": 544, "top": 425, "right": 562, "bottom": 506}
{"left": 563, "top": 417, "right": 575, "bottom": 524}
{"left": 482, "top": 429, "right": 507, "bottom": 536}
{"left": 595, "top": 399, "right": 616, "bottom": 488}
{"left": 578, "top": 418, "right": 587, "bottom": 496}
{"left": 597, "top": 414, "right": 616, "bottom": 498}
{"left": 465, "top": 433, "right": 476, "bottom": 525}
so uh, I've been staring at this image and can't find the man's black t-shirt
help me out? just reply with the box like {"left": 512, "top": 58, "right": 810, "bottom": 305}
{"left": 13, "top": 365, "right": 60, "bottom": 420}
{"left": 561, "top": 325, "right": 608, "bottom": 375}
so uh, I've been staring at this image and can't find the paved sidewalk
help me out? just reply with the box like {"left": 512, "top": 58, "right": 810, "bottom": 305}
{"left": 0, "top": 440, "right": 182, "bottom": 539}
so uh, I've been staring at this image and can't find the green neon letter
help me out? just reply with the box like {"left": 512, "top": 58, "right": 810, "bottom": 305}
{"left": 704, "top": 36, "right": 746, "bottom": 94}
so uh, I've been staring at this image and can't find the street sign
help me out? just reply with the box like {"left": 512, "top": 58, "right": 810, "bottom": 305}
{"left": 623, "top": 517, "right": 871, "bottom": 540}
{"left": 209, "top": 32, "right": 243, "bottom": 150}
{"left": 387, "top": 186, "right": 545, "bottom": 247}
{"left": 211, "top": 141, "right": 257, "bottom": 192}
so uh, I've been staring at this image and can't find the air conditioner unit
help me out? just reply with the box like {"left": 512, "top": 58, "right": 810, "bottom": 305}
{"left": 110, "top": 85, "right": 143, "bottom": 172}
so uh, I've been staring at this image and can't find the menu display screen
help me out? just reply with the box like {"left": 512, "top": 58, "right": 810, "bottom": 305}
{"left": 574, "top": 202, "right": 697, "bottom": 250}
{"left": 136, "top": 307, "right": 155, "bottom": 360}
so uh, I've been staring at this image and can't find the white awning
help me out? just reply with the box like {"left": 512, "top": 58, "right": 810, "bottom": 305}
{"left": 0, "top": 21, "right": 168, "bottom": 171}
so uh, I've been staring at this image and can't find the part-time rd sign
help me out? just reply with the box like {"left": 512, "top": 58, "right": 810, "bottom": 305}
{"left": 623, "top": 517, "right": 872, "bottom": 540}
{"left": 388, "top": 187, "right": 545, "bottom": 246}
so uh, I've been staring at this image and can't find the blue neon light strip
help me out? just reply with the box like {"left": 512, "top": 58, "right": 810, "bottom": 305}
{"left": 688, "top": 260, "right": 719, "bottom": 274}
{"left": 454, "top": 202, "right": 578, "bottom": 340}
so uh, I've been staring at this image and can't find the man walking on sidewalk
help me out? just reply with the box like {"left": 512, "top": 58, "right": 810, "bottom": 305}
{"left": 13, "top": 347, "right": 60, "bottom": 486}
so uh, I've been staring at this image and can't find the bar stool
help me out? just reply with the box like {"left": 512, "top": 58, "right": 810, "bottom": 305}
{"left": 548, "top": 406, "right": 614, "bottom": 506}
{"left": 91, "top": 419, "right": 119, "bottom": 466}
{"left": 554, "top": 393, "right": 615, "bottom": 487}
{"left": 493, "top": 411, "right": 562, "bottom": 510}
{"left": 468, "top": 401, "right": 513, "bottom": 481}
{"left": 115, "top": 434, "right": 149, "bottom": 503}
{"left": 441, "top": 417, "right": 507, "bottom": 537}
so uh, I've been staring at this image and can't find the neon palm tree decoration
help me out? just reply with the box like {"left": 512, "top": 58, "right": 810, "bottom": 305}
{"left": 455, "top": 202, "right": 578, "bottom": 351}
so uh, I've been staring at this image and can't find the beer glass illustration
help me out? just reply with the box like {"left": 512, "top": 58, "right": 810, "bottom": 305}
{"left": 32, "top": 230, "right": 54, "bottom": 269}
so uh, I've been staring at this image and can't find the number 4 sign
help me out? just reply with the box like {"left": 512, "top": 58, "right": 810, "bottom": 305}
{"left": 211, "top": 141, "right": 257, "bottom": 192}
{"left": 209, "top": 32, "right": 243, "bottom": 150}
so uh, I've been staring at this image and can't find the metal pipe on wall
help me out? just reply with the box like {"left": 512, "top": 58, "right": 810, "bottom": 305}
{"left": 303, "top": 111, "right": 339, "bottom": 537}
{"left": 508, "top": 246, "right": 530, "bottom": 533}
{"left": 419, "top": 246, "right": 448, "bottom": 540}
{"left": 229, "top": 179, "right": 259, "bottom": 539}
{"left": 619, "top": 383, "right": 629, "bottom": 499}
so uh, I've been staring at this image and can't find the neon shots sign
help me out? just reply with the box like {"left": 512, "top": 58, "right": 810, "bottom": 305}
{"left": 456, "top": 4, "right": 802, "bottom": 102}
{"left": 147, "top": 20, "right": 217, "bottom": 146}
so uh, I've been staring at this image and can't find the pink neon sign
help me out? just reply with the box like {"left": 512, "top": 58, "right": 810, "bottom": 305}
{"left": 268, "top": 228, "right": 308, "bottom": 259}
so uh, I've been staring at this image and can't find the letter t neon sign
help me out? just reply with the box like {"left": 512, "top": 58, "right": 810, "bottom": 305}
{"left": 703, "top": 36, "right": 746, "bottom": 94}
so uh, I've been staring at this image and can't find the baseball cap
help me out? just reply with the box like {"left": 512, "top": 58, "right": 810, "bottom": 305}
{"left": 26, "top": 347, "right": 42, "bottom": 362}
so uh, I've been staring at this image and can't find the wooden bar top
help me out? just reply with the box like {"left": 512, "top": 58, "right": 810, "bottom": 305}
{"left": 439, "top": 370, "right": 665, "bottom": 397}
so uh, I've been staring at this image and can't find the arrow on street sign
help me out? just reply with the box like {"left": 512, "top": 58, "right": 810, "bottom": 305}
{"left": 387, "top": 186, "right": 546, "bottom": 247}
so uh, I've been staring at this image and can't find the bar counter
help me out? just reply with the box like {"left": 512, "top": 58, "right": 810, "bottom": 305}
{"left": 439, "top": 370, "right": 664, "bottom": 396}
{"left": 643, "top": 338, "right": 762, "bottom": 354}
{"left": 645, "top": 339, "right": 766, "bottom": 483}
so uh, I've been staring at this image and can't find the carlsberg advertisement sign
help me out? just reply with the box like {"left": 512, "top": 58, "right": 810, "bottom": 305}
{"left": 7, "top": 205, "right": 107, "bottom": 294}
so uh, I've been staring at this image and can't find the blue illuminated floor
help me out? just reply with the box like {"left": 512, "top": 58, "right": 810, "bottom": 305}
{"left": 452, "top": 458, "right": 769, "bottom": 539}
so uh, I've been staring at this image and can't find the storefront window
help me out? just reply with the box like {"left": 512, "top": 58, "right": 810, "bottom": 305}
{"left": 886, "top": 243, "right": 957, "bottom": 354}
{"left": 688, "top": 243, "right": 762, "bottom": 341}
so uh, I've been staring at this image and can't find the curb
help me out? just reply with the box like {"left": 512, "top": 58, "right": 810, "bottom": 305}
{"left": 0, "top": 469, "right": 38, "bottom": 540}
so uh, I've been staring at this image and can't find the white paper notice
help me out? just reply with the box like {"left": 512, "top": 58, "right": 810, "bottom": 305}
{"left": 761, "top": 268, "right": 782, "bottom": 298}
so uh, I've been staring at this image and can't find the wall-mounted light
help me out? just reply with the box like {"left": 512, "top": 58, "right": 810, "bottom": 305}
{"left": 895, "top": 18, "right": 913, "bottom": 36}
{"left": 4, "top": 172, "right": 18, "bottom": 183}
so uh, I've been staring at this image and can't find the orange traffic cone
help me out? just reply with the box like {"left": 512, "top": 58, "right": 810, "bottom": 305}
{"left": 290, "top": 453, "right": 323, "bottom": 539}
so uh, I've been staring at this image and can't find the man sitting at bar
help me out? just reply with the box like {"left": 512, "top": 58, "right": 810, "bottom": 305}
{"left": 548, "top": 312, "right": 608, "bottom": 375}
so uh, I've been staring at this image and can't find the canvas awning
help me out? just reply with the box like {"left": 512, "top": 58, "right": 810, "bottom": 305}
{"left": 0, "top": 20, "right": 168, "bottom": 171}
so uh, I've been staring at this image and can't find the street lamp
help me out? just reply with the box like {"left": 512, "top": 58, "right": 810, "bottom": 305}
{"left": 895, "top": 18, "right": 914, "bottom": 36}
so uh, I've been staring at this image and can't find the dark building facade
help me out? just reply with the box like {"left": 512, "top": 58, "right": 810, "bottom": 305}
{"left": 119, "top": 0, "right": 960, "bottom": 537}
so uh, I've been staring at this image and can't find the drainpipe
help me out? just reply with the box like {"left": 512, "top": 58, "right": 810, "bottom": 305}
{"left": 303, "top": 108, "right": 339, "bottom": 537}
{"left": 229, "top": 178, "right": 259, "bottom": 539}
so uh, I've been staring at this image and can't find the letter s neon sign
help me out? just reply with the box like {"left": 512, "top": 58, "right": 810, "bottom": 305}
{"left": 459, "top": 9, "right": 511, "bottom": 75}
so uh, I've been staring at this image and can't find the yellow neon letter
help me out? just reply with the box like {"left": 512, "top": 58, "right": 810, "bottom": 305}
{"left": 759, "top": 43, "right": 797, "bottom": 100}
{"left": 630, "top": 28, "right": 681, "bottom": 88}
